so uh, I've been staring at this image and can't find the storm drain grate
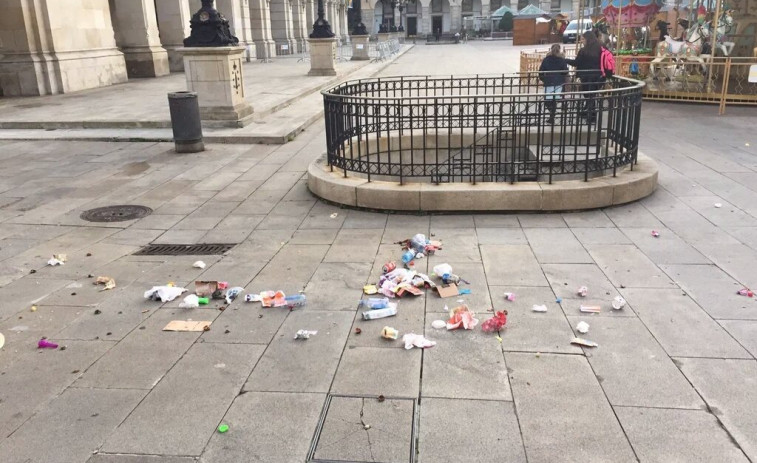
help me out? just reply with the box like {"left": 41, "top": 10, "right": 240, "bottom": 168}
{"left": 80, "top": 205, "right": 153, "bottom": 222}
{"left": 307, "top": 394, "right": 418, "bottom": 463}
{"left": 133, "top": 243, "right": 236, "bottom": 256}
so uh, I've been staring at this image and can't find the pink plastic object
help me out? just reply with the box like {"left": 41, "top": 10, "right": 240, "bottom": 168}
{"left": 481, "top": 311, "right": 507, "bottom": 333}
{"left": 38, "top": 338, "right": 58, "bottom": 349}
{"left": 217, "top": 282, "right": 229, "bottom": 290}
{"left": 737, "top": 289, "right": 754, "bottom": 297}
{"left": 577, "top": 286, "right": 588, "bottom": 297}
{"left": 446, "top": 305, "right": 479, "bottom": 330}
{"left": 503, "top": 292, "right": 516, "bottom": 301}
{"left": 651, "top": 230, "right": 660, "bottom": 237}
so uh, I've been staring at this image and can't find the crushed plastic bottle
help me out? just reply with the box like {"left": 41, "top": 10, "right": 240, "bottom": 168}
{"left": 410, "top": 234, "right": 428, "bottom": 253}
{"left": 284, "top": 294, "right": 307, "bottom": 308}
{"left": 401, "top": 249, "right": 416, "bottom": 265}
{"left": 362, "top": 304, "right": 398, "bottom": 320}
{"left": 359, "top": 297, "right": 389, "bottom": 309}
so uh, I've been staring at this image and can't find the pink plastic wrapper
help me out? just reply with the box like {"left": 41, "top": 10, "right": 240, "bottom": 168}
{"left": 446, "top": 305, "right": 479, "bottom": 330}
{"left": 503, "top": 292, "right": 516, "bottom": 301}
{"left": 38, "top": 338, "right": 58, "bottom": 349}
{"left": 651, "top": 230, "right": 660, "bottom": 237}
{"left": 737, "top": 288, "right": 754, "bottom": 297}
{"left": 481, "top": 311, "right": 507, "bottom": 333}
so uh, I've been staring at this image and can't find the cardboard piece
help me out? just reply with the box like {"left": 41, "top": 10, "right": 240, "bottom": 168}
{"left": 195, "top": 281, "right": 218, "bottom": 297}
{"left": 436, "top": 283, "right": 459, "bottom": 298}
{"left": 397, "top": 285, "right": 423, "bottom": 297}
{"left": 163, "top": 320, "right": 212, "bottom": 332}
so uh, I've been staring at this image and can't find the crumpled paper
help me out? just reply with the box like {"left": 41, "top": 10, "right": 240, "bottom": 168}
{"left": 481, "top": 311, "right": 507, "bottom": 332}
{"left": 294, "top": 330, "right": 317, "bottom": 340}
{"left": 94, "top": 276, "right": 116, "bottom": 291}
{"left": 179, "top": 294, "right": 200, "bottom": 308}
{"left": 47, "top": 254, "right": 66, "bottom": 266}
{"left": 402, "top": 333, "right": 436, "bottom": 349}
{"left": 446, "top": 305, "right": 479, "bottom": 330}
{"left": 144, "top": 285, "right": 187, "bottom": 302}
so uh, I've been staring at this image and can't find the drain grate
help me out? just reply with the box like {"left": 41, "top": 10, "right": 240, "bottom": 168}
{"left": 308, "top": 394, "right": 417, "bottom": 463}
{"left": 80, "top": 205, "right": 153, "bottom": 223}
{"left": 133, "top": 243, "right": 236, "bottom": 256}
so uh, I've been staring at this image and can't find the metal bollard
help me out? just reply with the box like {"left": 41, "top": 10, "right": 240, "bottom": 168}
{"left": 167, "top": 91, "right": 204, "bottom": 153}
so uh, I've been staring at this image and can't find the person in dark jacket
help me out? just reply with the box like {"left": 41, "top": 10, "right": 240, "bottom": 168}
{"left": 566, "top": 30, "right": 604, "bottom": 123}
{"left": 538, "top": 44, "right": 569, "bottom": 124}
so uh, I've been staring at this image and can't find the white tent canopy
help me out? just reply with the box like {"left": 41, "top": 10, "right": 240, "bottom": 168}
{"left": 491, "top": 5, "right": 517, "bottom": 18}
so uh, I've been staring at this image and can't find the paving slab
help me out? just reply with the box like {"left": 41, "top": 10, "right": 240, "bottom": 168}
{"left": 89, "top": 455, "right": 197, "bottom": 463}
{"left": 562, "top": 210, "right": 616, "bottom": 228}
{"left": 621, "top": 288, "right": 751, "bottom": 359}
{"left": 313, "top": 396, "right": 414, "bottom": 463}
{"left": 244, "top": 310, "right": 352, "bottom": 393}
{"left": 324, "top": 228, "right": 383, "bottom": 263}
{"left": 489, "top": 286, "right": 582, "bottom": 354}
{"left": 616, "top": 407, "right": 749, "bottom": 463}
{"left": 660, "top": 264, "right": 757, "bottom": 320}
{"left": 506, "top": 352, "right": 637, "bottom": 463}
{"left": 425, "top": 261, "right": 491, "bottom": 314}
{"left": 587, "top": 244, "right": 675, "bottom": 288}
{"left": 0, "top": 276, "right": 72, "bottom": 321}
{"left": 677, "top": 358, "right": 757, "bottom": 462}
{"left": 247, "top": 244, "right": 329, "bottom": 295}
{"left": 523, "top": 228, "right": 593, "bottom": 264}
{"left": 102, "top": 342, "right": 264, "bottom": 456}
{"left": 516, "top": 214, "right": 566, "bottom": 228}
{"left": 303, "top": 262, "right": 372, "bottom": 311}
{"left": 605, "top": 203, "right": 664, "bottom": 228}
{"left": 481, "top": 245, "right": 548, "bottom": 287}
{"left": 418, "top": 398, "right": 526, "bottom": 463}
{"left": 427, "top": 228, "right": 480, "bottom": 263}
{"left": 718, "top": 320, "right": 757, "bottom": 359}
{"left": 621, "top": 227, "right": 710, "bottom": 264}
{"left": 0, "top": 387, "right": 145, "bottom": 463}
{"left": 473, "top": 214, "right": 520, "bottom": 228}
{"left": 331, "top": 346, "right": 421, "bottom": 397}
{"left": 687, "top": 242, "right": 757, "bottom": 292}
{"left": 475, "top": 227, "right": 528, "bottom": 245}
{"left": 542, "top": 263, "right": 635, "bottom": 317}
{"left": 566, "top": 316, "right": 703, "bottom": 408}
{"left": 349, "top": 294, "right": 426, "bottom": 349}
{"left": 199, "top": 392, "right": 325, "bottom": 463}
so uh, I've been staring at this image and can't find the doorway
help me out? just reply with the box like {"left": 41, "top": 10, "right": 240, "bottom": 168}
{"left": 432, "top": 16, "right": 443, "bottom": 35}
{"left": 407, "top": 17, "right": 417, "bottom": 36}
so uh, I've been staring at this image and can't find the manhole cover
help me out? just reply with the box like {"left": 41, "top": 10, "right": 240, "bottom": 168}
{"left": 308, "top": 395, "right": 417, "bottom": 463}
{"left": 80, "top": 205, "right": 152, "bottom": 222}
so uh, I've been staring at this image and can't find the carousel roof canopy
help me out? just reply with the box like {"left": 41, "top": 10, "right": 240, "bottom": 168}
{"left": 518, "top": 4, "right": 549, "bottom": 15}
{"left": 491, "top": 5, "right": 517, "bottom": 17}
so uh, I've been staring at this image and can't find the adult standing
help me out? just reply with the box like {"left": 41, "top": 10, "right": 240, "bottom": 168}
{"left": 565, "top": 31, "right": 604, "bottom": 124}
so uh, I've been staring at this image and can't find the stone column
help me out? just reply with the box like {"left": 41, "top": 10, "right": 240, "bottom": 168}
{"left": 450, "top": 4, "right": 461, "bottom": 31}
{"left": 110, "top": 0, "right": 170, "bottom": 77}
{"left": 181, "top": 46, "right": 254, "bottom": 123}
{"left": 420, "top": 2, "right": 431, "bottom": 36}
{"left": 481, "top": 0, "right": 490, "bottom": 17}
{"left": 271, "top": 0, "right": 296, "bottom": 54}
{"left": 250, "top": 0, "right": 276, "bottom": 57}
{"left": 216, "top": 0, "right": 256, "bottom": 60}
{"left": 0, "top": 0, "right": 127, "bottom": 96}
{"left": 291, "top": 0, "right": 308, "bottom": 52}
{"left": 156, "top": 0, "right": 192, "bottom": 72}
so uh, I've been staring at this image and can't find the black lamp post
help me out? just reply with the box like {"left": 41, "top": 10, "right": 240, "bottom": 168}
{"left": 310, "top": 0, "right": 335, "bottom": 38}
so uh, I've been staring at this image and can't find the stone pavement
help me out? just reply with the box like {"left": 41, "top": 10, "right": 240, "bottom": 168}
{"left": 0, "top": 41, "right": 756, "bottom": 462}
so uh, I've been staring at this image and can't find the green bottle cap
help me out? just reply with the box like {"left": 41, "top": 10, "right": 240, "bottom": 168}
{"left": 217, "top": 424, "right": 229, "bottom": 433}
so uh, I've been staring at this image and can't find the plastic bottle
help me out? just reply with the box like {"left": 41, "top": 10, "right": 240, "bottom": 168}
{"left": 284, "top": 294, "right": 307, "bottom": 308}
{"left": 198, "top": 297, "right": 210, "bottom": 305}
{"left": 359, "top": 297, "right": 389, "bottom": 309}
{"left": 442, "top": 273, "right": 461, "bottom": 284}
{"left": 410, "top": 234, "right": 427, "bottom": 253}
{"left": 401, "top": 249, "right": 416, "bottom": 264}
{"left": 362, "top": 304, "right": 397, "bottom": 320}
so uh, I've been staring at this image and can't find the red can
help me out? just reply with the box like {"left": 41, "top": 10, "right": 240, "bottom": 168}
{"left": 382, "top": 261, "right": 396, "bottom": 273}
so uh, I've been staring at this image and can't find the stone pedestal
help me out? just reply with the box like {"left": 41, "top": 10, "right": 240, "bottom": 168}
{"left": 181, "top": 47, "right": 254, "bottom": 123}
{"left": 378, "top": 32, "right": 392, "bottom": 42}
{"left": 351, "top": 35, "right": 370, "bottom": 60}
{"left": 308, "top": 38, "right": 337, "bottom": 76}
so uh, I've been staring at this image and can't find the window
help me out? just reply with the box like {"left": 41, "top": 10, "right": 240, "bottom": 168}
{"left": 406, "top": 0, "right": 417, "bottom": 14}
{"left": 432, "top": 0, "right": 442, "bottom": 13}
{"left": 383, "top": 0, "right": 393, "bottom": 15}
{"left": 490, "top": 0, "right": 502, "bottom": 11}
{"left": 462, "top": 0, "right": 473, "bottom": 13}
{"left": 551, "top": 0, "right": 561, "bottom": 11}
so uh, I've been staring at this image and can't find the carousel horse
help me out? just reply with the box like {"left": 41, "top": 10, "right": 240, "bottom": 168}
{"left": 711, "top": 9, "right": 736, "bottom": 56}
{"left": 649, "top": 22, "right": 710, "bottom": 80}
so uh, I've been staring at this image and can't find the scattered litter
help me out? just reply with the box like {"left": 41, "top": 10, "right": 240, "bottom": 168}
{"left": 580, "top": 305, "right": 601, "bottom": 313}
{"left": 403, "top": 333, "right": 436, "bottom": 349}
{"left": 354, "top": 327, "right": 362, "bottom": 335}
{"left": 531, "top": 304, "right": 548, "bottom": 313}
{"left": 38, "top": 338, "right": 58, "bottom": 349}
{"left": 576, "top": 321, "right": 590, "bottom": 334}
{"left": 382, "top": 261, "right": 396, "bottom": 274}
{"left": 431, "top": 320, "right": 446, "bottom": 329}
{"left": 571, "top": 337, "right": 598, "bottom": 348}
{"left": 433, "top": 263, "right": 453, "bottom": 277}
{"left": 284, "top": 294, "right": 307, "bottom": 309}
{"left": 415, "top": 253, "right": 425, "bottom": 259}
{"left": 555, "top": 297, "right": 563, "bottom": 303}
{"left": 144, "top": 286, "right": 187, "bottom": 302}
{"left": 612, "top": 296, "right": 627, "bottom": 310}
{"left": 179, "top": 294, "right": 200, "bottom": 308}
{"left": 260, "top": 290, "right": 286, "bottom": 307}
{"left": 217, "top": 424, "right": 229, "bottom": 433}
{"left": 363, "top": 284, "right": 378, "bottom": 295}
{"left": 195, "top": 281, "right": 218, "bottom": 298}
{"left": 737, "top": 288, "right": 754, "bottom": 297}
{"left": 217, "top": 282, "right": 229, "bottom": 290}
{"left": 458, "top": 288, "right": 471, "bottom": 295}
{"left": 214, "top": 363, "right": 226, "bottom": 368}
{"left": 47, "top": 256, "right": 66, "bottom": 266}
{"left": 446, "top": 305, "right": 479, "bottom": 330}
{"left": 294, "top": 330, "right": 317, "bottom": 340}
{"left": 30, "top": 305, "right": 37, "bottom": 312}
{"left": 436, "top": 283, "right": 459, "bottom": 298}
{"left": 577, "top": 286, "right": 588, "bottom": 297}
{"left": 381, "top": 326, "right": 399, "bottom": 340}
{"left": 94, "top": 276, "right": 116, "bottom": 291}
{"left": 651, "top": 230, "right": 660, "bottom": 238}
{"left": 503, "top": 292, "right": 516, "bottom": 301}
{"left": 714, "top": 203, "right": 723, "bottom": 208}
{"left": 362, "top": 304, "right": 398, "bottom": 320}
{"left": 244, "top": 294, "right": 262, "bottom": 302}
{"left": 0, "top": 332, "right": 4, "bottom": 349}
{"left": 162, "top": 320, "right": 212, "bottom": 332}
{"left": 330, "top": 212, "right": 339, "bottom": 218}
{"left": 193, "top": 261, "right": 206, "bottom": 269}
{"left": 94, "top": 309, "right": 102, "bottom": 315}
{"left": 481, "top": 311, "right": 507, "bottom": 332}
{"left": 359, "top": 297, "right": 390, "bottom": 309}
{"left": 401, "top": 249, "right": 416, "bottom": 265}
{"left": 225, "top": 287, "right": 244, "bottom": 304}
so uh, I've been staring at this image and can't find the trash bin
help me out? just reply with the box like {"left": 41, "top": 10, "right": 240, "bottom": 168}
{"left": 167, "top": 91, "right": 204, "bottom": 153}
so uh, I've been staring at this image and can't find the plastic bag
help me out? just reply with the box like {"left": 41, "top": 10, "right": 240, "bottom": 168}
{"left": 144, "top": 285, "right": 187, "bottom": 302}
{"left": 481, "top": 311, "right": 507, "bottom": 332}
{"left": 446, "top": 305, "right": 479, "bottom": 330}
{"left": 433, "top": 263, "right": 453, "bottom": 277}
{"left": 403, "top": 333, "right": 436, "bottom": 349}
{"left": 179, "top": 294, "right": 200, "bottom": 308}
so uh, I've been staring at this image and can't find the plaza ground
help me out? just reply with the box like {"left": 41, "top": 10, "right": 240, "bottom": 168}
{"left": 0, "top": 41, "right": 756, "bottom": 462}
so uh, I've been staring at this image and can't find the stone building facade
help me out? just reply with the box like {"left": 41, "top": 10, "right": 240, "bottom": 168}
{"left": 0, "top": 0, "right": 350, "bottom": 97}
